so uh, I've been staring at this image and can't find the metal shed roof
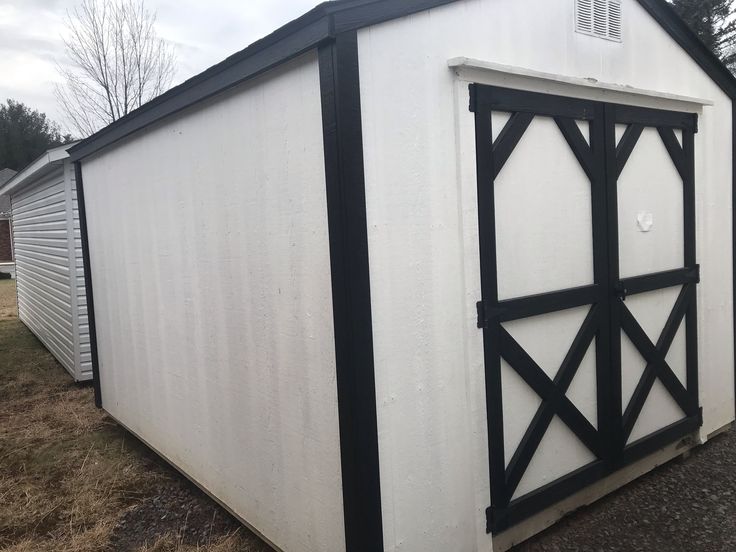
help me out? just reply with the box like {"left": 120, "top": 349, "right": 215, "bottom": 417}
{"left": 0, "top": 143, "right": 78, "bottom": 197}
{"left": 68, "top": 0, "right": 736, "bottom": 163}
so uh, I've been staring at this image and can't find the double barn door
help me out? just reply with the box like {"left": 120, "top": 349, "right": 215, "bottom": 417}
{"left": 471, "top": 85, "right": 701, "bottom": 533}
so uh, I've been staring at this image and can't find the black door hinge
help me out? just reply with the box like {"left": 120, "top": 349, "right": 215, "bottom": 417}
{"left": 614, "top": 282, "right": 628, "bottom": 301}
{"left": 485, "top": 505, "right": 495, "bottom": 534}
{"left": 477, "top": 300, "right": 488, "bottom": 329}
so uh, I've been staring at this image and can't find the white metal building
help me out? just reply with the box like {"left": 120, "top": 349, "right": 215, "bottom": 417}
{"left": 0, "top": 144, "right": 92, "bottom": 382}
{"left": 69, "top": 1, "right": 736, "bottom": 551}
{"left": 0, "top": 169, "right": 17, "bottom": 278}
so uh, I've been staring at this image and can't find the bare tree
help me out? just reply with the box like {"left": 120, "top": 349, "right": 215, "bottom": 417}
{"left": 55, "top": 0, "right": 176, "bottom": 137}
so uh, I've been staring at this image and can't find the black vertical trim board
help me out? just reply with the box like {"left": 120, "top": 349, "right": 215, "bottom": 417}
{"left": 318, "top": 32, "right": 384, "bottom": 552}
{"left": 74, "top": 161, "right": 102, "bottom": 408}
{"left": 603, "top": 104, "right": 624, "bottom": 466}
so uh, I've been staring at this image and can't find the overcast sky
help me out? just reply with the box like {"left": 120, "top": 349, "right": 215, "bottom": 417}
{"left": 0, "top": 0, "right": 319, "bottom": 133}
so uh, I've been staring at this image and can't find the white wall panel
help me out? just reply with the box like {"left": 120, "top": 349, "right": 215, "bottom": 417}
{"left": 358, "top": 0, "right": 734, "bottom": 550}
{"left": 618, "top": 128, "right": 685, "bottom": 278}
{"left": 495, "top": 116, "right": 594, "bottom": 299}
{"left": 80, "top": 52, "right": 345, "bottom": 552}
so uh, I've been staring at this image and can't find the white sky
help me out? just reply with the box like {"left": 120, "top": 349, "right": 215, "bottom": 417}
{"left": 0, "top": 0, "right": 320, "bottom": 133}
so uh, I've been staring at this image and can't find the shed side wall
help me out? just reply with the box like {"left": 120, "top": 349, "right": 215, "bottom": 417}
{"left": 357, "top": 0, "right": 734, "bottom": 550}
{"left": 69, "top": 166, "right": 93, "bottom": 379}
{"left": 11, "top": 166, "right": 77, "bottom": 377}
{"left": 79, "top": 52, "right": 346, "bottom": 552}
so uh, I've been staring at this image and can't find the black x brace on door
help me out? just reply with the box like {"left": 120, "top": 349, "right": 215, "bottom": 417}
{"left": 470, "top": 85, "right": 701, "bottom": 534}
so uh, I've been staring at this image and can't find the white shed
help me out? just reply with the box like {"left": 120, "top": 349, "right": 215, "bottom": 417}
{"left": 69, "top": 0, "right": 736, "bottom": 551}
{"left": 0, "top": 144, "right": 92, "bottom": 382}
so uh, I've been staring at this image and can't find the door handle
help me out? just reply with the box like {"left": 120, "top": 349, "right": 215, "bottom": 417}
{"left": 614, "top": 283, "right": 628, "bottom": 301}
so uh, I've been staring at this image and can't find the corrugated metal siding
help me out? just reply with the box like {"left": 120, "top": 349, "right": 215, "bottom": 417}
{"left": 10, "top": 161, "right": 91, "bottom": 381}
{"left": 11, "top": 168, "right": 76, "bottom": 374}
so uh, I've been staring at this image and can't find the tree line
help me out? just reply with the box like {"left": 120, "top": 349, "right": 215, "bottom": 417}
{"left": 1, "top": 0, "right": 174, "bottom": 172}
{"left": 671, "top": 0, "right": 736, "bottom": 71}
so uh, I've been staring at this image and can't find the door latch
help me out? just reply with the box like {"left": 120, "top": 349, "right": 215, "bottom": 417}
{"left": 614, "top": 282, "right": 628, "bottom": 301}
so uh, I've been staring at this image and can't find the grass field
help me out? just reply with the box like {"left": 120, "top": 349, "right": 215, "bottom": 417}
{"left": 0, "top": 279, "right": 269, "bottom": 552}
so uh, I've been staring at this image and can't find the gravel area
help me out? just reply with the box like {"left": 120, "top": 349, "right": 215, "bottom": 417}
{"left": 514, "top": 428, "right": 736, "bottom": 551}
{"left": 108, "top": 473, "right": 254, "bottom": 551}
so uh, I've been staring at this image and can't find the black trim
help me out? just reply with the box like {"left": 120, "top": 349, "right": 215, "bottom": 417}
{"left": 470, "top": 85, "right": 598, "bottom": 119}
{"left": 616, "top": 124, "right": 644, "bottom": 178}
{"left": 615, "top": 104, "right": 698, "bottom": 131}
{"left": 318, "top": 32, "right": 384, "bottom": 552}
{"left": 492, "top": 285, "right": 600, "bottom": 322}
{"left": 473, "top": 85, "right": 702, "bottom": 535}
{"left": 74, "top": 162, "right": 102, "bottom": 408}
{"left": 620, "top": 266, "right": 700, "bottom": 296}
{"left": 68, "top": 0, "right": 458, "bottom": 162}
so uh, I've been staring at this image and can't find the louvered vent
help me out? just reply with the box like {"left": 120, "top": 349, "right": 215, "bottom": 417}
{"left": 576, "top": 0, "right": 623, "bottom": 42}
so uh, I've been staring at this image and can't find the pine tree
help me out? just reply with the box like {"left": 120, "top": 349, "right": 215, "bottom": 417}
{"left": 670, "top": 0, "right": 736, "bottom": 70}
{"left": 0, "top": 100, "right": 73, "bottom": 171}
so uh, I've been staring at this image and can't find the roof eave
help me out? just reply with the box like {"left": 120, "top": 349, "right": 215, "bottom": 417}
{"left": 69, "top": 0, "right": 736, "bottom": 164}
{"left": 68, "top": 0, "right": 460, "bottom": 163}
{"left": 0, "top": 143, "right": 77, "bottom": 196}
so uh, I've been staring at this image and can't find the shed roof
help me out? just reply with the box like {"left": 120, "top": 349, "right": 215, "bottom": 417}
{"left": 0, "top": 144, "right": 77, "bottom": 197}
{"left": 69, "top": 0, "right": 736, "bottom": 163}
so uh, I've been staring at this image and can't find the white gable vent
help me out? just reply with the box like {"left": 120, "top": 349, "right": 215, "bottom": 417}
{"left": 576, "top": 0, "right": 623, "bottom": 42}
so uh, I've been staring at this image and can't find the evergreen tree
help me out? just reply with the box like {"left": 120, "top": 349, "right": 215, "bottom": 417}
{"left": 670, "top": 0, "right": 736, "bottom": 70}
{"left": 0, "top": 100, "right": 73, "bottom": 171}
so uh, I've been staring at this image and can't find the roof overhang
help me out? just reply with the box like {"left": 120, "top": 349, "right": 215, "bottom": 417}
{"left": 0, "top": 143, "right": 78, "bottom": 196}
{"left": 68, "top": 0, "right": 736, "bottom": 163}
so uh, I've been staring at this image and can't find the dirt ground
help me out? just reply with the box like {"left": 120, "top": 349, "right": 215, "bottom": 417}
{"left": 2, "top": 277, "right": 736, "bottom": 552}
{"left": 0, "top": 279, "right": 270, "bottom": 552}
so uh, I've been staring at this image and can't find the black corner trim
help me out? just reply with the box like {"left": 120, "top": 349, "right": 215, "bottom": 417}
{"left": 74, "top": 162, "right": 102, "bottom": 408}
{"left": 319, "top": 32, "right": 384, "bottom": 551}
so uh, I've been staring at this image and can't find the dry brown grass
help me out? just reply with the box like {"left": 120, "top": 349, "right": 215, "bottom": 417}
{"left": 0, "top": 280, "right": 264, "bottom": 552}
{"left": 135, "top": 531, "right": 262, "bottom": 552}
{"left": 0, "top": 280, "right": 17, "bottom": 319}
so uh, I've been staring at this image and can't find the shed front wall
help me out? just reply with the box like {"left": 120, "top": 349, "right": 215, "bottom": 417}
{"left": 357, "top": 0, "right": 735, "bottom": 550}
{"left": 11, "top": 162, "right": 91, "bottom": 381}
{"left": 80, "top": 52, "right": 346, "bottom": 552}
